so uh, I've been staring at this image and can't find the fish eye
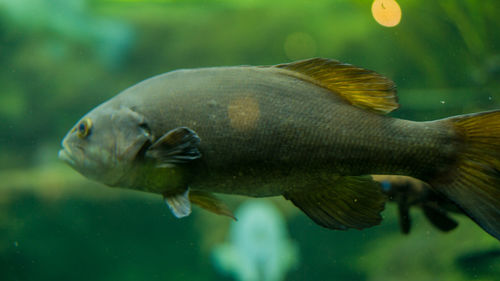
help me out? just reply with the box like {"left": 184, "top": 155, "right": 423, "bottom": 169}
{"left": 76, "top": 118, "right": 93, "bottom": 139}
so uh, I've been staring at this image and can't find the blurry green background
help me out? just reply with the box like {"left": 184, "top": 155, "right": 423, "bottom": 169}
{"left": 1, "top": 0, "right": 500, "bottom": 280}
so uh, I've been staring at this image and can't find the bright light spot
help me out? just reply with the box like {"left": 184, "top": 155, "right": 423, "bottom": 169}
{"left": 371, "top": 0, "right": 402, "bottom": 27}
{"left": 440, "top": 100, "right": 446, "bottom": 104}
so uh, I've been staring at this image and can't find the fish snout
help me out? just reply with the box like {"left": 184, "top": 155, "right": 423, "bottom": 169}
{"left": 58, "top": 148, "right": 75, "bottom": 166}
{"left": 58, "top": 137, "right": 76, "bottom": 166}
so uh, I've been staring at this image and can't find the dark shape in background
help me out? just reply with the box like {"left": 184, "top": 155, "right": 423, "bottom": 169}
{"left": 456, "top": 249, "right": 500, "bottom": 279}
{"left": 373, "top": 175, "right": 462, "bottom": 234}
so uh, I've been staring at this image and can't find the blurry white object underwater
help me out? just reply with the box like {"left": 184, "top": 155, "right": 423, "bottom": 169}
{"left": 212, "top": 200, "right": 299, "bottom": 281}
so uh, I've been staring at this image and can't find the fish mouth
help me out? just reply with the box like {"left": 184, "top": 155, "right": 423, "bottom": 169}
{"left": 58, "top": 146, "right": 75, "bottom": 166}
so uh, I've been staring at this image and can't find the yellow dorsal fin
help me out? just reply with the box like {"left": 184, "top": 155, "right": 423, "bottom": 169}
{"left": 274, "top": 58, "right": 399, "bottom": 114}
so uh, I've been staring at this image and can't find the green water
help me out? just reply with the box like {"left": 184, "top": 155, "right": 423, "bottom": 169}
{"left": 1, "top": 0, "right": 500, "bottom": 280}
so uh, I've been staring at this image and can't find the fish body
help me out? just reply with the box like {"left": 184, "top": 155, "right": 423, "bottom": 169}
{"left": 70, "top": 66, "right": 454, "bottom": 194}
{"left": 59, "top": 58, "right": 500, "bottom": 239}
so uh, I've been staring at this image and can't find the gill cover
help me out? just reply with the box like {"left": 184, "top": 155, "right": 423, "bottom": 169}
{"left": 111, "top": 107, "right": 152, "bottom": 162}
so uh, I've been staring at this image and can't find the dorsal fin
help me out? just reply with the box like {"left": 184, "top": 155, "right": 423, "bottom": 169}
{"left": 274, "top": 58, "right": 399, "bottom": 114}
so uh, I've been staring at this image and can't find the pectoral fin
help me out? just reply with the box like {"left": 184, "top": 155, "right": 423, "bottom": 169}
{"left": 189, "top": 191, "right": 236, "bottom": 220}
{"left": 164, "top": 189, "right": 191, "bottom": 218}
{"left": 284, "top": 175, "right": 386, "bottom": 230}
{"left": 146, "top": 127, "right": 201, "bottom": 168}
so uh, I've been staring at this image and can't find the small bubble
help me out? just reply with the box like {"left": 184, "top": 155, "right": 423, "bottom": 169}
{"left": 14, "top": 241, "right": 19, "bottom": 247}
{"left": 488, "top": 96, "right": 492, "bottom": 101}
{"left": 440, "top": 100, "right": 446, "bottom": 104}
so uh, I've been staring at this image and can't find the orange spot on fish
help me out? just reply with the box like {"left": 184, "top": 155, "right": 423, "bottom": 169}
{"left": 227, "top": 96, "right": 260, "bottom": 131}
{"left": 371, "top": 0, "right": 402, "bottom": 27}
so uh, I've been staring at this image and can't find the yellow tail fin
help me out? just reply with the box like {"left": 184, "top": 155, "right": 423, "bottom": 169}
{"left": 432, "top": 110, "right": 500, "bottom": 240}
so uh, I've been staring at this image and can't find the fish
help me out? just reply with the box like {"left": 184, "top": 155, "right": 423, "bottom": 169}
{"left": 58, "top": 58, "right": 500, "bottom": 240}
{"left": 373, "top": 175, "right": 462, "bottom": 234}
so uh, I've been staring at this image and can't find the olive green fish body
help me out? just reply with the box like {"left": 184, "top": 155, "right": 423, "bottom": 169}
{"left": 59, "top": 58, "right": 500, "bottom": 239}
{"left": 109, "top": 67, "right": 457, "bottom": 196}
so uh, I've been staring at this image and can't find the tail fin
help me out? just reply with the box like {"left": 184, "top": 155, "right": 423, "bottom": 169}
{"left": 431, "top": 110, "right": 500, "bottom": 240}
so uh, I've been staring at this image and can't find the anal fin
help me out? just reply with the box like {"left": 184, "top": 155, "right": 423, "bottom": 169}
{"left": 284, "top": 175, "right": 386, "bottom": 230}
{"left": 189, "top": 191, "right": 236, "bottom": 220}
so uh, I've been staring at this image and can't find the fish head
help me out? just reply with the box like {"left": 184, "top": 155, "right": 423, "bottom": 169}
{"left": 58, "top": 105, "right": 152, "bottom": 186}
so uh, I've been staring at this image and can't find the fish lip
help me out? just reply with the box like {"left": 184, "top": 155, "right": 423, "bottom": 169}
{"left": 58, "top": 146, "right": 75, "bottom": 166}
